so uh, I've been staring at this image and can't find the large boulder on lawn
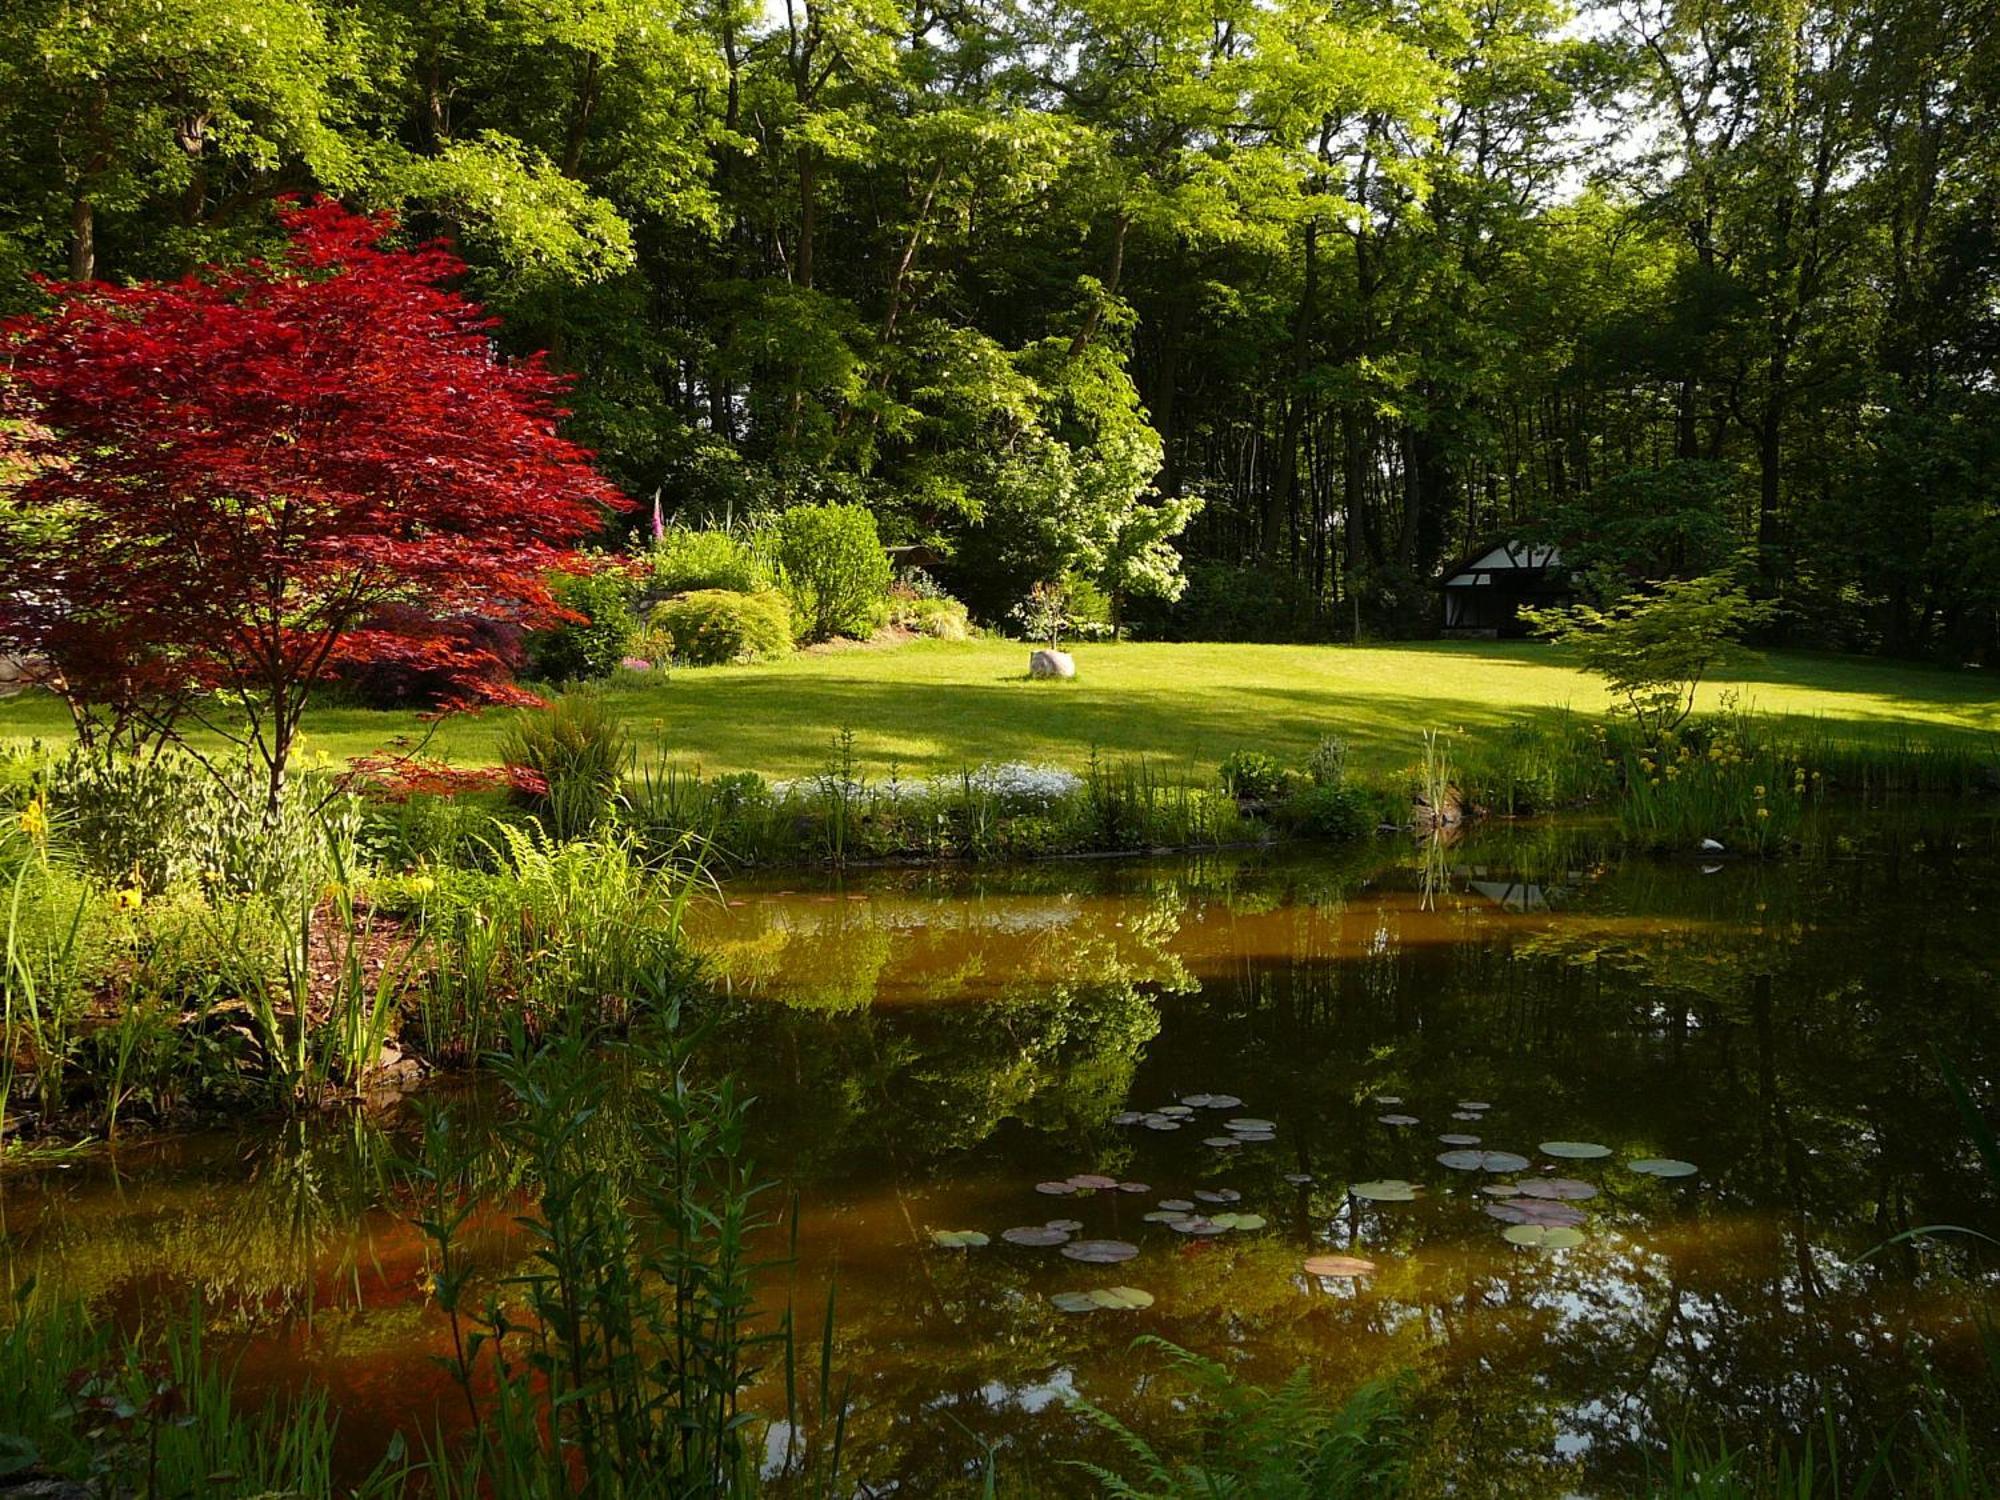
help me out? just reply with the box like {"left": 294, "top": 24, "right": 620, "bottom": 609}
{"left": 1028, "top": 649, "right": 1076, "bottom": 679}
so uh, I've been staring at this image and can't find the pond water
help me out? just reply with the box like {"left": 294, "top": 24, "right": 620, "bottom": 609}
{"left": 4, "top": 817, "right": 1998, "bottom": 1494}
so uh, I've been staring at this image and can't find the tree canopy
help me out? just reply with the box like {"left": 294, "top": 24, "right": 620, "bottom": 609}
{"left": 0, "top": 0, "right": 1994, "bottom": 657}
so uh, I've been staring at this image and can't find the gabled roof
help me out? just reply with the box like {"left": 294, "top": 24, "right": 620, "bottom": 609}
{"left": 1439, "top": 539, "right": 1562, "bottom": 588}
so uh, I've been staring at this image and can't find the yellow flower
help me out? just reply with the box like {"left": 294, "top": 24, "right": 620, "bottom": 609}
{"left": 1753, "top": 785, "right": 1766, "bottom": 798}
{"left": 112, "top": 886, "right": 143, "bottom": 911}
{"left": 1756, "top": 807, "right": 1771, "bottom": 820}
{"left": 1665, "top": 765, "right": 1679, "bottom": 780}
{"left": 17, "top": 796, "right": 49, "bottom": 844}
{"left": 409, "top": 874, "right": 438, "bottom": 897}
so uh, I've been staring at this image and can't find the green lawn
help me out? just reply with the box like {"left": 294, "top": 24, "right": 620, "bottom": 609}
{"left": 3, "top": 639, "right": 1996, "bottom": 781}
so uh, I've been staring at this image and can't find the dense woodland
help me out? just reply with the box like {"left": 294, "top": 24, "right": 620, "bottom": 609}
{"left": 2, "top": 0, "right": 1996, "bottom": 656}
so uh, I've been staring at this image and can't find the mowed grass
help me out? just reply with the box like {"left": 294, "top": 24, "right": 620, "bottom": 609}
{"left": 2, "top": 639, "right": 1996, "bottom": 781}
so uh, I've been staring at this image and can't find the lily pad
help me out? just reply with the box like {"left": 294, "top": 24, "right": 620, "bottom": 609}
{"left": 1485, "top": 1199, "right": 1585, "bottom": 1228}
{"left": 1143, "top": 1118, "right": 1183, "bottom": 1132}
{"left": 1283, "top": 1173, "right": 1315, "bottom": 1185}
{"left": 1207, "top": 1212, "right": 1268, "bottom": 1231}
{"left": 1629, "top": 1157, "right": 1699, "bottom": 1179}
{"left": 1142, "top": 1210, "right": 1191, "bottom": 1224}
{"left": 1539, "top": 1141, "right": 1612, "bottom": 1160}
{"left": 1502, "top": 1224, "right": 1586, "bottom": 1249}
{"left": 1194, "top": 1188, "right": 1242, "bottom": 1204}
{"left": 1480, "top": 1182, "right": 1522, "bottom": 1197}
{"left": 1456, "top": 1101, "right": 1492, "bottom": 1111}
{"left": 1002, "top": 1226, "right": 1071, "bottom": 1247}
{"left": 1233, "top": 1131, "right": 1277, "bottom": 1143}
{"left": 930, "top": 1230, "right": 989, "bottom": 1249}
{"left": 1050, "top": 1291, "right": 1100, "bottom": 1313}
{"left": 1111, "top": 1111, "right": 1143, "bottom": 1126}
{"left": 1202, "top": 1094, "right": 1244, "bottom": 1109}
{"left": 1350, "top": 1179, "right": 1421, "bottom": 1202}
{"left": 1303, "top": 1254, "right": 1377, "bottom": 1278}
{"left": 1225, "top": 1118, "right": 1276, "bottom": 1132}
{"left": 1437, "top": 1149, "right": 1531, "bottom": 1173}
{"left": 1203, "top": 1136, "right": 1244, "bottom": 1149}
{"left": 1068, "top": 1173, "right": 1119, "bottom": 1191}
{"left": 1451, "top": 1111, "right": 1484, "bottom": 1121}
{"left": 1157, "top": 1105, "right": 1195, "bottom": 1117}
{"left": 1374, "top": 1095, "right": 1404, "bottom": 1105}
{"left": 1378, "top": 1114, "right": 1420, "bottom": 1127}
{"left": 1088, "top": 1286, "right": 1154, "bottom": 1310}
{"left": 1168, "top": 1217, "right": 1227, "bottom": 1236}
{"left": 1061, "top": 1239, "right": 1139, "bottom": 1264}
{"left": 1438, "top": 1133, "right": 1482, "bottom": 1146}
{"left": 1180, "top": 1093, "right": 1218, "bottom": 1108}
{"left": 1158, "top": 1199, "right": 1195, "bottom": 1212}
{"left": 1045, "top": 1218, "right": 1084, "bottom": 1233}
{"left": 1117, "top": 1181, "right": 1151, "bottom": 1194}
{"left": 1517, "top": 1178, "right": 1596, "bottom": 1201}
{"left": 1034, "top": 1181, "right": 1076, "bottom": 1196}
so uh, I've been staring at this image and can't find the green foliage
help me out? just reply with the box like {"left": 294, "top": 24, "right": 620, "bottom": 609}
{"left": 43, "top": 749, "right": 359, "bottom": 897}
{"left": 1220, "top": 750, "right": 1289, "bottom": 802}
{"left": 654, "top": 589, "right": 794, "bottom": 666}
{"left": 1069, "top": 1336, "right": 1408, "bottom": 1500}
{"left": 645, "top": 527, "right": 774, "bottom": 596}
{"left": 1276, "top": 781, "right": 1370, "bottom": 841}
{"left": 1526, "top": 573, "right": 1773, "bottom": 742}
{"left": 772, "top": 504, "right": 893, "bottom": 643}
{"left": 893, "top": 594, "right": 971, "bottom": 640}
{"left": 498, "top": 693, "right": 631, "bottom": 840}
{"left": 533, "top": 568, "right": 643, "bottom": 684}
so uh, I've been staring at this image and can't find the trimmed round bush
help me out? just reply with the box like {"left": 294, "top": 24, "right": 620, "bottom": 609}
{"left": 773, "top": 503, "right": 892, "bottom": 642}
{"left": 655, "top": 588, "right": 793, "bottom": 665}
{"left": 532, "top": 567, "right": 641, "bottom": 683}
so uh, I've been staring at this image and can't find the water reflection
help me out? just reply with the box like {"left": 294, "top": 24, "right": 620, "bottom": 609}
{"left": 2, "top": 816, "right": 1996, "bottom": 1495}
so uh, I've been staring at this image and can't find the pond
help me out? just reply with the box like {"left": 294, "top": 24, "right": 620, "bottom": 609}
{"left": 4, "top": 815, "right": 1998, "bottom": 1494}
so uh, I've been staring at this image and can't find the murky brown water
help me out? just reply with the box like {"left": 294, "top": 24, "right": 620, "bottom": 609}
{"left": 4, "top": 817, "right": 1998, "bottom": 1495}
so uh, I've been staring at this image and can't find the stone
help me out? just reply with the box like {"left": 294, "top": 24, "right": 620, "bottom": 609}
{"left": 1028, "top": 649, "right": 1076, "bottom": 679}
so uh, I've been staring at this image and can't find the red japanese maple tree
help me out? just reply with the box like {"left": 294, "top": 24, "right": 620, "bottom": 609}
{"left": 0, "top": 199, "right": 626, "bottom": 814}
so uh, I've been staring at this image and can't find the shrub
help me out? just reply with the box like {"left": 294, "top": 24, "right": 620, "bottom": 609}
{"left": 653, "top": 588, "right": 793, "bottom": 665}
{"left": 1278, "top": 781, "right": 1370, "bottom": 841}
{"left": 896, "top": 595, "right": 970, "bottom": 640}
{"left": 1307, "top": 734, "right": 1349, "bottom": 788}
{"left": 772, "top": 503, "right": 892, "bottom": 642}
{"left": 644, "top": 527, "right": 771, "bottom": 596}
{"left": 532, "top": 567, "right": 642, "bottom": 683}
{"left": 499, "top": 693, "right": 631, "bottom": 839}
{"left": 1219, "top": 750, "right": 1288, "bottom": 802}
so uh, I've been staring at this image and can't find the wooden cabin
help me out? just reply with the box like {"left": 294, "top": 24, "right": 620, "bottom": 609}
{"left": 1438, "top": 541, "right": 1571, "bottom": 637}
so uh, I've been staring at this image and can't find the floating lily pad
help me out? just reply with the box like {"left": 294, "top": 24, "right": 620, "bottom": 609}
{"left": 1111, "top": 1111, "right": 1143, "bottom": 1126}
{"left": 1158, "top": 1199, "right": 1195, "bottom": 1212}
{"left": 1225, "top": 1118, "right": 1276, "bottom": 1132}
{"left": 1303, "top": 1254, "right": 1377, "bottom": 1278}
{"left": 1143, "top": 1118, "right": 1183, "bottom": 1132}
{"left": 1485, "top": 1199, "right": 1585, "bottom": 1228}
{"left": 1089, "top": 1286, "right": 1154, "bottom": 1310}
{"left": 1283, "top": 1173, "right": 1315, "bottom": 1185}
{"left": 1438, "top": 1133, "right": 1482, "bottom": 1146}
{"left": 1517, "top": 1178, "right": 1597, "bottom": 1201}
{"left": 1169, "top": 1217, "right": 1227, "bottom": 1236}
{"left": 1378, "top": 1114, "right": 1421, "bottom": 1127}
{"left": 1456, "top": 1101, "right": 1491, "bottom": 1111}
{"left": 1629, "top": 1157, "right": 1699, "bottom": 1179}
{"left": 1539, "top": 1141, "right": 1612, "bottom": 1160}
{"left": 1204, "top": 1136, "right": 1244, "bottom": 1149}
{"left": 1180, "top": 1093, "right": 1218, "bottom": 1108}
{"left": 1207, "top": 1212, "right": 1268, "bottom": 1231}
{"left": 1437, "top": 1149, "right": 1531, "bottom": 1173}
{"left": 1143, "top": 1210, "right": 1191, "bottom": 1224}
{"left": 1050, "top": 1291, "right": 1100, "bottom": 1313}
{"left": 1233, "top": 1131, "right": 1277, "bottom": 1143}
{"left": 1374, "top": 1095, "right": 1404, "bottom": 1105}
{"left": 1502, "top": 1224, "right": 1585, "bottom": 1249}
{"left": 1480, "top": 1182, "right": 1522, "bottom": 1197}
{"left": 1035, "top": 1181, "right": 1076, "bottom": 1196}
{"left": 1451, "top": 1111, "right": 1484, "bottom": 1121}
{"left": 1068, "top": 1173, "right": 1119, "bottom": 1191}
{"left": 1045, "top": 1218, "right": 1083, "bottom": 1232}
{"left": 1202, "top": 1094, "right": 1244, "bottom": 1109}
{"left": 1061, "top": 1239, "right": 1139, "bottom": 1264}
{"left": 1117, "top": 1181, "right": 1151, "bottom": 1194}
{"left": 931, "top": 1230, "right": 989, "bottom": 1249}
{"left": 1157, "top": 1105, "right": 1195, "bottom": 1117}
{"left": 1194, "top": 1188, "right": 1242, "bottom": 1204}
{"left": 1350, "top": 1179, "right": 1421, "bottom": 1202}
{"left": 1002, "top": 1226, "right": 1071, "bottom": 1247}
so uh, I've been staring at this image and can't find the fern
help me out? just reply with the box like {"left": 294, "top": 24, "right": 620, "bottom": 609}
{"left": 1067, "top": 1337, "right": 1407, "bottom": 1500}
